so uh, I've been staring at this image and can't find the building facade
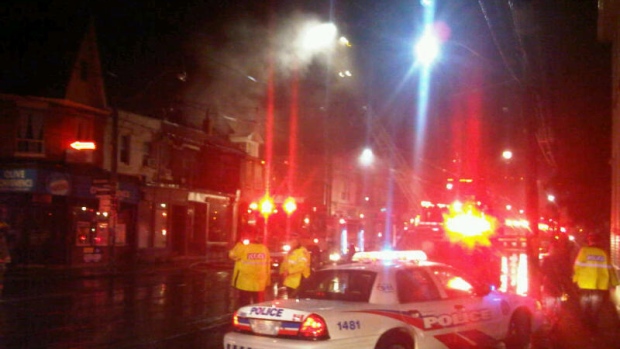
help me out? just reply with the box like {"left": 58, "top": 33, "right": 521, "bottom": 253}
{"left": 598, "top": 0, "right": 620, "bottom": 269}
{"left": 0, "top": 94, "right": 142, "bottom": 265}
{"left": 0, "top": 22, "right": 248, "bottom": 266}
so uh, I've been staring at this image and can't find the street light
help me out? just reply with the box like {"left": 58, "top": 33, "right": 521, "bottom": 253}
{"left": 299, "top": 22, "right": 337, "bottom": 54}
{"left": 415, "top": 27, "right": 441, "bottom": 67}
{"left": 359, "top": 148, "right": 374, "bottom": 167}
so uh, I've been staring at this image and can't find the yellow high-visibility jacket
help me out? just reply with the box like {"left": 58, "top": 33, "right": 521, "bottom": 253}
{"left": 573, "top": 246, "right": 619, "bottom": 290}
{"left": 280, "top": 246, "right": 311, "bottom": 289}
{"left": 229, "top": 242, "right": 271, "bottom": 292}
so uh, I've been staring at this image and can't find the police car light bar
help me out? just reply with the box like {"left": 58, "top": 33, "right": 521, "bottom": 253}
{"left": 352, "top": 250, "right": 428, "bottom": 263}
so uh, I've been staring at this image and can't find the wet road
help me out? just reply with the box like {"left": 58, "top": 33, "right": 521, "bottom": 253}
{"left": 0, "top": 260, "right": 235, "bottom": 348}
{"left": 539, "top": 293, "right": 620, "bottom": 349}
{"left": 1, "top": 261, "right": 619, "bottom": 349}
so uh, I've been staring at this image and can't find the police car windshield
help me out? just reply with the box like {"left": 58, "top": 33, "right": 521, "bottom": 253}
{"left": 297, "top": 270, "right": 376, "bottom": 302}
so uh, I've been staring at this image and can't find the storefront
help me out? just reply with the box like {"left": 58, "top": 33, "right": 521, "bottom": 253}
{"left": 0, "top": 165, "right": 139, "bottom": 266}
{"left": 137, "top": 186, "right": 235, "bottom": 261}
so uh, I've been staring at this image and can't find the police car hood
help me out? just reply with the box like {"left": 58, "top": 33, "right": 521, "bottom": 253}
{"left": 237, "top": 299, "right": 358, "bottom": 321}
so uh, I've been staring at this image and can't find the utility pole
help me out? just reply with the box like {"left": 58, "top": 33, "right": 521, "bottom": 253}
{"left": 109, "top": 106, "right": 119, "bottom": 268}
{"left": 513, "top": 0, "right": 543, "bottom": 300}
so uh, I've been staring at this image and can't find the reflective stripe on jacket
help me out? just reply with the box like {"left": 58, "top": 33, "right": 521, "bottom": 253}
{"left": 280, "top": 246, "right": 311, "bottom": 289}
{"left": 573, "top": 246, "right": 619, "bottom": 290}
{"left": 229, "top": 242, "right": 271, "bottom": 292}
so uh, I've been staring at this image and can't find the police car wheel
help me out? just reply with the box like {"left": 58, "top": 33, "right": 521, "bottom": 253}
{"left": 505, "top": 311, "right": 532, "bottom": 349}
{"left": 375, "top": 331, "right": 412, "bottom": 349}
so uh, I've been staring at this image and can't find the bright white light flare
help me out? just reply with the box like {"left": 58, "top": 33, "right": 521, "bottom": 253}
{"left": 415, "top": 28, "right": 441, "bottom": 66}
{"left": 301, "top": 23, "right": 337, "bottom": 53}
{"left": 359, "top": 148, "right": 374, "bottom": 166}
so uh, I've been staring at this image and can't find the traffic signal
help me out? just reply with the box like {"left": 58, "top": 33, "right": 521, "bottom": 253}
{"left": 283, "top": 197, "right": 297, "bottom": 215}
{"left": 259, "top": 196, "right": 274, "bottom": 216}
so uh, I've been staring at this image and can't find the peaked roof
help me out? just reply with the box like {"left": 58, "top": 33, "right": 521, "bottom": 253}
{"left": 65, "top": 20, "right": 108, "bottom": 110}
{"left": 0, "top": 9, "right": 106, "bottom": 111}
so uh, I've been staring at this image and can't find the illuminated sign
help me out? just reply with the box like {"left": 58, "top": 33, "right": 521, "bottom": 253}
{"left": 70, "top": 141, "right": 96, "bottom": 150}
{"left": 0, "top": 169, "right": 36, "bottom": 192}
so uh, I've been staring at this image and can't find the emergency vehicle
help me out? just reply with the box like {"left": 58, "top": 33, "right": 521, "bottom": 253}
{"left": 396, "top": 201, "right": 531, "bottom": 295}
{"left": 224, "top": 250, "right": 543, "bottom": 349}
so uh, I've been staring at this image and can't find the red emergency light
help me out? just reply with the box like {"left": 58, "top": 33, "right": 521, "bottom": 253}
{"left": 283, "top": 197, "right": 297, "bottom": 215}
{"left": 70, "top": 141, "right": 96, "bottom": 150}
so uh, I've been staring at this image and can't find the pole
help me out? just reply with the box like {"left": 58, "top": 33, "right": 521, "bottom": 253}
{"left": 513, "top": 0, "right": 542, "bottom": 300}
{"left": 524, "top": 85, "right": 540, "bottom": 299}
{"left": 109, "top": 106, "right": 119, "bottom": 268}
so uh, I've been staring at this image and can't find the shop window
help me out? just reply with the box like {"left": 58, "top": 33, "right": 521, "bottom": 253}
{"left": 154, "top": 203, "right": 168, "bottom": 248}
{"left": 207, "top": 200, "right": 230, "bottom": 243}
{"left": 94, "top": 222, "right": 110, "bottom": 246}
{"left": 75, "top": 220, "right": 110, "bottom": 246}
{"left": 75, "top": 221, "right": 93, "bottom": 246}
{"left": 137, "top": 202, "right": 152, "bottom": 248}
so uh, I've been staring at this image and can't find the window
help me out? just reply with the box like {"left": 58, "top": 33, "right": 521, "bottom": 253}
{"left": 432, "top": 266, "right": 476, "bottom": 299}
{"left": 297, "top": 270, "right": 376, "bottom": 302}
{"left": 396, "top": 269, "right": 441, "bottom": 302}
{"left": 246, "top": 142, "right": 258, "bottom": 157}
{"left": 120, "top": 134, "right": 131, "bottom": 165}
{"left": 76, "top": 117, "right": 92, "bottom": 141}
{"left": 15, "top": 110, "right": 44, "bottom": 157}
{"left": 142, "top": 142, "right": 152, "bottom": 167}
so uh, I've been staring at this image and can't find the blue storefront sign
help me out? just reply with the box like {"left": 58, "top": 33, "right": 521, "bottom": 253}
{"left": 0, "top": 168, "right": 139, "bottom": 204}
{"left": 72, "top": 175, "right": 140, "bottom": 204}
{"left": 0, "top": 169, "right": 38, "bottom": 192}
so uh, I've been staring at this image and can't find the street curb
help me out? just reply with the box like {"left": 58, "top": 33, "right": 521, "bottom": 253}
{"left": 3, "top": 257, "right": 233, "bottom": 281}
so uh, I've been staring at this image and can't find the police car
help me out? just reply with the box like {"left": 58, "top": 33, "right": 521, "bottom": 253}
{"left": 224, "top": 250, "right": 543, "bottom": 349}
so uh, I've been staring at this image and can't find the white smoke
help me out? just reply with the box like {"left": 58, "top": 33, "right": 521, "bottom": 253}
{"left": 182, "top": 10, "right": 358, "bottom": 135}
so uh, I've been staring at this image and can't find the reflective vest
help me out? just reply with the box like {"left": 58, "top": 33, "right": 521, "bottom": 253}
{"left": 280, "top": 246, "right": 311, "bottom": 289}
{"left": 229, "top": 242, "right": 271, "bottom": 292}
{"left": 573, "top": 246, "right": 619, "bottom": 290}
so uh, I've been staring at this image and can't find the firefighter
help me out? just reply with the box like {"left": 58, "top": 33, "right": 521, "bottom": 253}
{"left": 572, "top": 232, "right": 619, "bottom": 335}
{"left": 279, "top": 234, "right": 311, "bottom": 298}
{"left": 229, "top": 232, "right": 271, "bottom": 307}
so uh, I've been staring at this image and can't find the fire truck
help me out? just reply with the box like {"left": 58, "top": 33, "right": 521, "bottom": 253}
{"left": 395, "top": 200, "right": 532, "bottom": 295}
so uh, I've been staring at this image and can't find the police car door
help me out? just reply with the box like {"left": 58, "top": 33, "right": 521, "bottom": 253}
{"left": 394, "top": 267, "right": 458, "bottom": 348}
{"left": 427, "top": 265, "right": 504, "bottom": 347}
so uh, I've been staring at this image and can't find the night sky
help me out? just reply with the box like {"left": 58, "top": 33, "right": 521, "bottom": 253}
{"left": 0, "top": 0, "right": 611, "bottom": 229}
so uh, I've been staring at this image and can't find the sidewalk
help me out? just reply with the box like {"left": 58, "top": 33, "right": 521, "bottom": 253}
{"left": 3, "top": 255, "right": 233, "bottom": 281}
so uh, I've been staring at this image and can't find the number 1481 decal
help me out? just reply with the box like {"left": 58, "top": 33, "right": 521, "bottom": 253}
{"left": 337, "top": 320, "right": 361, "bottom": 330}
